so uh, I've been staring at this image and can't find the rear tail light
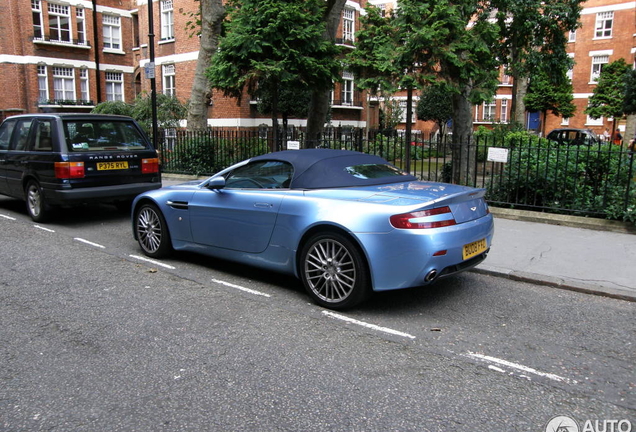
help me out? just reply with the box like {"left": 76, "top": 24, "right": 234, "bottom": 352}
{"left": 55, "top": 162, "right": 85, "bottom": 179}
{"left": 142, "top": 158, "right": 159, "bottom": 174}
{"left": 390, "top": 206, "right": 457, "bottom": 229}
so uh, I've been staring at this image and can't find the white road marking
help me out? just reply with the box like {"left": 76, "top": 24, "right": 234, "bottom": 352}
{"left": 74, "top": 238, "right": 105, "bottom": 248}
{"left": 322, "top": 311, "right": 416, "bottom": 340}
{"left": 0, "top": 214, "right": 16, "bottom": 220}
{"left": 465, "top": 352, "right": 576, "bottom": 384}
{"left": 33, "top": 225, "right": 55, "bottom": 232}
{"left": 212, "top": 279, "right": 271, "bottom": 298}
{"left": 129, "top": 254, "right": 176, "bottom": 269}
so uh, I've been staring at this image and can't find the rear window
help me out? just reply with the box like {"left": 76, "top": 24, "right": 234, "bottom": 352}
{"left": 345, "top": 163, "right": 406, "bottom": 179}
{"left": 64, "top": 120, "right": 150, "bottom": 151}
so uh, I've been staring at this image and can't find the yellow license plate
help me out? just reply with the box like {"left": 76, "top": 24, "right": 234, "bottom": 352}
{"left": 463, "top": 238, "right": 487, "bottom": 260}
{"left": 97, "top": 161, "right": 129, "bottom": 170}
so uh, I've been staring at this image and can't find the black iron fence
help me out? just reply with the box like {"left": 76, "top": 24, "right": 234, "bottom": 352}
{"left": 156, "top": 128, "right": 636, "bottom": 221}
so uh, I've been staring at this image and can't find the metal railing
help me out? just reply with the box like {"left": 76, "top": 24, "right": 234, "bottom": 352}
{"left": 156, "top": 128, "right": 635, "bottom": 220}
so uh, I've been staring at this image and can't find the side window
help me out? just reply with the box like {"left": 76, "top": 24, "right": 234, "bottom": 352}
{"left": 13, "top": 120, "right": 34, "bottom": 151}
{"left": 33, "top": 120, "right": 53, "bottom": 151}
{"left": 225, "top": 161, "right": 293, "bottom": 189}
{"left": 0, "top": 119, "right": 17, "bottom": 150}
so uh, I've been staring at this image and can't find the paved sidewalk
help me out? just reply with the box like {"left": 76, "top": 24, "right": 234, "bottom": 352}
{"left": 476, "top": 209, "right": 636, "bottom": 302}
{"left": 161, "top": 175, "right": 636, "bottom": 302}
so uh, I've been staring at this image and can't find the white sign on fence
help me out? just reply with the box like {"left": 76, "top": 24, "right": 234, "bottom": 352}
{"left": 287, "top": 140, "right": 300, "bottom": 150}
{"left": 487, "top": 147, "right": 509, "bottom": 163}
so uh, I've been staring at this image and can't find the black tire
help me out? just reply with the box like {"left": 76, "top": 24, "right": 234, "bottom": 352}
{"left": 25, "top": 180, "right": 52, "bottom": 222}
{"left": 300, "top": 232, "right": 369, "bottom": 310}
{"left": 135, "top": 203, "right": 172, "bottom": 258}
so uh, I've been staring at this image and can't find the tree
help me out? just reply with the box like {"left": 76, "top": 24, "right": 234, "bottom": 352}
{"left": 491, "top": 0, "right": 582, "bottom": 125}
{"left": 206, "top": 0, "right": 341, "bottom": 150}
{"left": 304, "top": 0, "right": 347, "bottom": 147}
{"left": 416, "top": 82, "right": 453, "bottom": 137}
{"left": 255, "top": 79, "right": 311, "bottom": 138}
{"left": 92, "top": 101, "right": 134, "bottom": 117}
{"left": 585, "top": 58, "right": 632, "bottom": 138}
{"left": 93, "top": 94, "right": 187, "bottom": 136}
{"left": 524, "top": 66, "right": 575, "bottom": 136}
{"left": 185, "top": 0, "right": 225, "bottom": 131}
{"left": 623, "top": 68, "right": 636, "bottom": 144}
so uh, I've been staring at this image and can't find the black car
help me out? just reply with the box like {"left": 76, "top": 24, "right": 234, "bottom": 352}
{"left": 0, "top": 113, "right": 161, "bottom": 221}
{"left": 546, "top": 128, "right": 602, "bottom": 146}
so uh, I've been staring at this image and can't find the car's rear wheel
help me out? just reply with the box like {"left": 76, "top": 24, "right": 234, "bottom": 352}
{"left": 135, "top": 203, "right": 172, "bottom": 258}
{"left": 25, "top": 180, "right": 52, "bottom": 222}
{"left": 300, "top": 232, "right": 369, "bottom": 310}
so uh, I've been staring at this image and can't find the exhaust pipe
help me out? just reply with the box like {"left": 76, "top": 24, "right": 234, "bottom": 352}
{"left": 425, "top": 269, "right": 438, "bottom": 282}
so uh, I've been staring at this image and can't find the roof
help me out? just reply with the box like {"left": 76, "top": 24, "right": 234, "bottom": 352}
{"left": 251, "top": 149, "right": 417, "bottom": 189}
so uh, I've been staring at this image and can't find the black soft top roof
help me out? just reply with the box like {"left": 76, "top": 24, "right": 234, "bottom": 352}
{"left": 250, "top": 149, "right": 416, "bottom": 189}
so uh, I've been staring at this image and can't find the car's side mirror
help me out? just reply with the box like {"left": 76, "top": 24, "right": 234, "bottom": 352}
{"left": 205, "top": 177, "right": 226, "bottom": 190}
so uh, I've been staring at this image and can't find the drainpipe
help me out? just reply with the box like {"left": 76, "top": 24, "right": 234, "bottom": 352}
{"left": 92, "top": 0, "right": 102, "bottom": 103}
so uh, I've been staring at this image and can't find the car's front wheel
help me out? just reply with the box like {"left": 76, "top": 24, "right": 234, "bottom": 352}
{"left": 135, "top": 203, "right": 172, "bottom": 258}
{"left": 300, "top": 232, "right": 369, "bottom": 310}
{"left": 25, "top": 180, "right": 52, "bottom": 222}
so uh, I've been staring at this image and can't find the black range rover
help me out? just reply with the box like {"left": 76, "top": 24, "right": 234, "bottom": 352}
{"left": 0, "top": 113, "right": 162, "bottom": 221}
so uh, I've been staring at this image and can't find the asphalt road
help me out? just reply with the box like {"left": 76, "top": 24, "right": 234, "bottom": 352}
{"left": 0, "top": 198, "right": 634, "bottom": 431}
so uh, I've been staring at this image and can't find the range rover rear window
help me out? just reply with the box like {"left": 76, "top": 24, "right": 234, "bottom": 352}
{"left": 64, "top": 120, "right": 150, "bottom": 151}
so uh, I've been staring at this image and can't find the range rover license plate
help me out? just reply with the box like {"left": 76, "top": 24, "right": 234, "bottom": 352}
{"left": 463, "top": 238, "right": 487, "bottom": 260}
{"left": 97, "top": 161, "right": 129, "bottom": 170}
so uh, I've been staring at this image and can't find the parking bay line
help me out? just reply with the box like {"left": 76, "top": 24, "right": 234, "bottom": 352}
{"left": 129, "top": 254, "right": 176, "bottom": 270}
{"left": 212, "top": 279, "right": 271, "bottom": 298}
{"left": 34, "top": 225, "right": 55, "bottom": 233}
{"left": 0, "top": 214, "right": 16, "bottom": 220}
{"left": 322, "top": 311, "right": 416, "bottom": 340}
{"left": 74, "top": 238, "right": 105, "bottom": 249}
{"left": 464, "top": 351, "right": 576, "bottom": 384}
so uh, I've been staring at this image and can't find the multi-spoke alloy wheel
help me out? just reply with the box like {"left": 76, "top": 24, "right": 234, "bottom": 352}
{"left": 25, "top": 181, "right": 50, "bottom": 222}
{"left": 136, "top": 203, "right": 171, "bottom": 258}
{"left": 301, "top": 232, "right": 369, "bottom": 309}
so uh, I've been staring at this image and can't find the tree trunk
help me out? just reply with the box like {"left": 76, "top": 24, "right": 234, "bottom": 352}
{"left": 512, "top": 75, "right": 529, "bottom": 127}
{"left": 186, "top": 0, "right": 225, "bottom": 131}
{"left": 451, "top": 83, "right": 475, "bottom": 185}
{"left": 305, "top": 0, "right": 346, "bottom": 148}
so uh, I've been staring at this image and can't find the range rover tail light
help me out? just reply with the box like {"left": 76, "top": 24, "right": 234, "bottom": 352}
{"left": 55, "top": 162, "right": 85, "bottom": 179}
{"left": 142, "top": 158, "right": 159, "bottom": 174}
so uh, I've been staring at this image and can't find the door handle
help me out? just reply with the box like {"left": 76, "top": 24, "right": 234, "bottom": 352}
{"left": 254, "top": 202, "right": 273, "bottom": 208}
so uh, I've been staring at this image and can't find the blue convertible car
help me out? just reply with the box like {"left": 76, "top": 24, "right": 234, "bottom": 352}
{"left": 133, "top": 149, "right": 494, "bottom": 309}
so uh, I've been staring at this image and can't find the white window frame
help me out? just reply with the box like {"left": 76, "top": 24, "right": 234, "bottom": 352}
{"left": 160, "top": 0, "right": 174, "bottom": 41}
{"left": 76, "top": 8, "right": 87, "bottom": 45}
{"left": 105, "top": 72, "right": 124, "bottom": 101}
{"left": 591, "top": 55, "right": 609, "bottom": 83}
{"left": 561, "top": 117, "right": 570, "bottom": 126}
{"left": 52, "top": 67, "right": 75, "bottom": 101}
{"left": 162, "top": 64, "right": 176, "bottom": 96}
{"left": 343, "top": 8, "right": 355, "bottom": 44}
{"left": 398, "top": 101, "right": 415, "bottom": 124}
{"left": 79, "top": 68, "right": 89, "bottom": 102}
{"left": 568, "top": 30, "right": 576, "bottom": 43}
{"left": 37, "top": 65, "right": 48, "bottom": 102}
{"left": 594, "top": 11, "right": 613, "bottom": 39}
{"left": 32, "top": 0, "right": 43, "bottom": 40}
{"left": 48, "top": 3, "right": 71, "bottom": 43}
{"left": 341, "top": 71, "right": 354, "bottom": 106}
{"left": 500, "top": 99, "right": 508, "bottom": 123}
{"left": 483, "top": 100, "right": 496, "bottom": 121}
{"left": 567, "top": 54, "right": 575, "bottom": 81}
{"left": 103, "top": 15, "right": 122, "bottom": 50}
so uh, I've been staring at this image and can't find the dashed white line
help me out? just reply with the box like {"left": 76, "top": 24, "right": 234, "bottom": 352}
{"left": 322, "top": 311, "right": 416, "bottom": 340}
{"left": 33, "top": 225, "right": 55, "bottom": 232}
{"left": 0, "top": 214, "right": 16, "bottom": 220}
{"left": 129, "top": 254, "right": 176, "bottom": 269}
{"left": 465, "top": 352, "right": 576, "bottom": 384}
{"left": 212, "top": 279, "right": 271, "bottom": 298}
{"left": 74, "top": 238, "right": 105, "bottom": 248}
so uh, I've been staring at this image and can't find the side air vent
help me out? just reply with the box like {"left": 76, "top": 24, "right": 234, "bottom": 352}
{"left": 167, "top": 200, "right": 188, "bottom": 210}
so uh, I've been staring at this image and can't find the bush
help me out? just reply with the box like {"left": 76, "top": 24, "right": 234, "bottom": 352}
{"left": 486, "top": 135, "right": 636, "bottom": 223}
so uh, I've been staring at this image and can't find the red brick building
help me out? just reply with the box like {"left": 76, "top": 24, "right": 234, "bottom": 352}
{"left": 0, "top": 0, "right": 371, "bottom": 130}
{"left": 1, "top": 0, "right": 634, "bottom": 137}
